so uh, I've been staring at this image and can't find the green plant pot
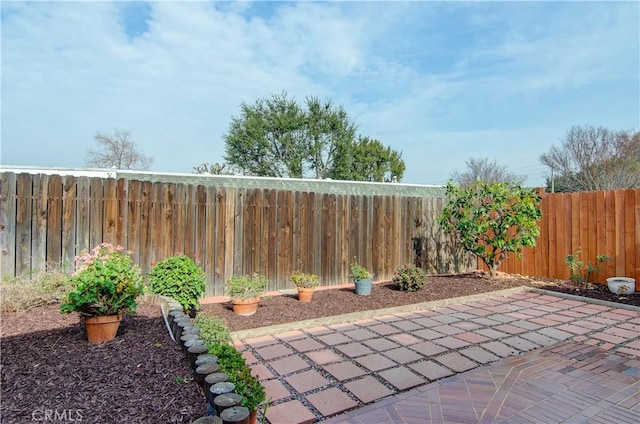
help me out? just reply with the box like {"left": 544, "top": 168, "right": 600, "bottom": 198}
{"left": 354, "top": 278, "right": 373, "bottom": 296}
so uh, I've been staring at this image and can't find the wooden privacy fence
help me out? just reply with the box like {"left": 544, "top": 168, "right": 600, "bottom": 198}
{"left": 483, "top": 189, "right": 640, "bottom": 284}
{"left": 0, "top": 173, "right": 471, "bottom": 296}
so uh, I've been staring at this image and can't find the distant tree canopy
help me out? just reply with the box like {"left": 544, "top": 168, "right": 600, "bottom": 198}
{"left": 450, "top": 158, "right": 523, "bottom": 188}
{"left": 540, "top": 125, "right": 640, "bottom": 192}
{"left": 86, "top": 129, "right": 153, "bottom": 170}
{"left": 222, "top": 92, "right": 405, "bottom": 182}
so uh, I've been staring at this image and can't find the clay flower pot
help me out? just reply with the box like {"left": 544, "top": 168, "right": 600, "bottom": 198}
{"left": 297, "top": 287, "right": 314, "bottom": 303}
{"left": 83, "top": 314, "right": 123, "bottom": 344}
{"left": 231, "top": 297, "right": 260, "bottom": 316}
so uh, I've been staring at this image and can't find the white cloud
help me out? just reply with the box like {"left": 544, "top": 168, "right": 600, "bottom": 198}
{"left": 1, "top": 1, "right": 637, "bottom": 186}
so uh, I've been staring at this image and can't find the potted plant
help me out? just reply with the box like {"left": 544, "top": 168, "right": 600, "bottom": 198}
{"left": 225, "top": 274, "right": 267, "bottom": 316}
{"left": 290, "top": 270, "right": 319, "bottom": 302}
{"left": 351, "top": 260, "right": 374, "bottom": 296}
{"left": 60, "top": 243, "right": 144, "bottom": 343}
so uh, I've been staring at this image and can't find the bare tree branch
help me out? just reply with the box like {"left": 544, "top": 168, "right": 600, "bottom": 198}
{"left": 540, "top": 125, "right": 640, "bottom": 192}
{"left": 86, "top": 129, "right": 153, "bottom": 170}
{"left": 451, "top": 158, "right": 523, "bottom": 188}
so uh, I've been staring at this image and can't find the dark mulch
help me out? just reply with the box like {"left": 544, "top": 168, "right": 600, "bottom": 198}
{"left": 0, "top": 303, "right": 206, "bottom": 424}
{"left": 201, "top": 272, "right": 639, "bottom": 333}
{"left": 1, "top": 273, "right": 637, "bottom": 423}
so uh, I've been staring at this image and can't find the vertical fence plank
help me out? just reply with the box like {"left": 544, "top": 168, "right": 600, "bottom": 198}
{"left": 233, "top": 188, "right": 244, "bottom": 277}
{"left": 248, "top": 189, "right": 263, "bottom": 276}
{"left": 299, "top": 192, "right": 309, "bottom": 273}
{"left": 115, "top": 179, "right": 127, "bottom": 249}
{"left": 46, "top": 175, "right": 62, "bottom": 269}
{"left": 0, "top": 172, "right": 17, "bottom": 277}
{"left": 89, "top": 178, "right": 103, "bottom": 250}
{"left": 242, "top": 188, "right": 254, "bottom": 276}
{"left": 224, "top": 188, "right": 236, "bottom": 288}
{"left": 635, "top": 189, "right": 640, "bottom": 283}
{"left": 259, "top": 189, "right": 271, "bottom": 280}
{"left": 614, "top": 190, "right": 626, "bottom": 276}
{"left": 215, "top": 187, "right": 227, "bottom": 290}
{"left": 623, "top": 189, "right": 636, "bottom": 281}
{"left": 604, "top": 190, "right": 616, "bottom": 277}
{"left": 291, "top": 191, "right": 301, "bottom": 274}
{"left": 173, "top": 183, "right": 186, "bottom": 256}
{"left": 184, "top": 184, "right": 197, "bottom": 260}
{"left": 103, "top": 178, "right": 117, "bottom": 245}
{"left": 127, "top": 180, "right": 141, "bottom": 265}
{"left": 205, "top": 186, "right": 217, "bottom": 295}
{"left": 15, "top": 174, "right": 32, "bottom": 277}
{"left": 75, "top": 177, "right": 91, "bottom": 258}
{"left": 162, "top": 183, "right": 174, "bottom": 259}
{"left": 32, "top": 175, "right": 49, "bottom": 272}
{"left": 61, "top": 176, "right": 77, "bottom": 270}
{"left": 139, "top": 181, "right": 152, "bottom": 273}
{"left": 194, "top": 185, "right": 206, "bottom": 270}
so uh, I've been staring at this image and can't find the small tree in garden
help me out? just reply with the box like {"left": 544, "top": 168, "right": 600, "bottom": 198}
{"left": 438, "top": 181, "right": 542, "bottom": 278}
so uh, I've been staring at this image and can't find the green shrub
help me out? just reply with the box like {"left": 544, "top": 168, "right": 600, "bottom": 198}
{"left": 392, "top": 264, "right": 427, "bottom": 292}
{"left": 147, "top": 255, "right": 206, "bottom": 314}
{"left": 208, "top": 343, "right": 247, "bottom": 374}
{"left": 194, "top": 312, "right": 231, "bottom": 346}
{"left": 229, "top": 367, "right": 266, "bottom": 412}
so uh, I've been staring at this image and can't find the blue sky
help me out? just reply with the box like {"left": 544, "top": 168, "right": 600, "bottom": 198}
{"left": 2, "top": 1, "right": 638, "bottom": 186}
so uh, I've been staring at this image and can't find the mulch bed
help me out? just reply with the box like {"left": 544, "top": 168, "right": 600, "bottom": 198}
{"left": 201, "top": 272, "right": 639, "bottom": 332}
{"left": 1, "top": 272, "right": 637, "bottom": 423}
{"left": 0, "top": 303, "right": 206, "bottom": 423}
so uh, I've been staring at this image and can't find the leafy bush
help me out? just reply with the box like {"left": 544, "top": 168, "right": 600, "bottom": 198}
{"left": 225, "top": 274, "right": 267, "bottom": 300}
{"left": 1, "top": 269, "right": 73, "bottom": 313}
{"left": 60, "top": 243, "right": 144, "bottom": 316}
{"left": 290, "top": 270, "right": 319, "bottom": 288}
{"left": 392, "top": 264, "right": 427, "bottom": 292}
{"left": 208, "top": 343, "right": 247, "bottom": 374}
{"left": 148, "top": 255, "right": 206, "bottom": 314}
{"left": 194, "top": 312, "right": 231, "bottom": 346}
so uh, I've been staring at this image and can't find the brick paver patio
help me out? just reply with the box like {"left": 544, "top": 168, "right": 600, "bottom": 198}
{"left": 231, "top": 289, "right": 640, "bottom": 423}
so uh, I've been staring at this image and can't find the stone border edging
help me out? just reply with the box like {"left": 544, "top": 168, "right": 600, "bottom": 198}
{"left": 230, "top": 286, "right": 531, "bottom": 340}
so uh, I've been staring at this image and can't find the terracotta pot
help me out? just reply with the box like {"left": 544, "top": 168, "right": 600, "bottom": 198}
{"left": 83, "top": 314, "right": 123, "bottom": 344}
{"left": 249, "top": 409, "right": 257, "bottom": 424}
{"left": 297, "top": 288, "right": 314, "bottom": 303}
{"left": 231, "top": 298, "right": 260, "bottom": 316}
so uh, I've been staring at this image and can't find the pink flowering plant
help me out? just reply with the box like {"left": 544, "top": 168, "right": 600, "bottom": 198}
{"left": 392, "top": 263, "right": 427, "bottom": 292}
{"left": 60, "top": 243, "right": 144, "bottom": 317}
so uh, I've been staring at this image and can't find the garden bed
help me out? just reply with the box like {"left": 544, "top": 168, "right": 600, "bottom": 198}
{"left": 201, "top": 272, "right": 639, "bottom": 332}
{"left": 1, "top": 272, "right": 636, "bottom": 423}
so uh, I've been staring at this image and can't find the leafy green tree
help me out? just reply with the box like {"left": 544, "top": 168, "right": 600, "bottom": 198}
{"left": 438, "top": 181, "right": 542, "bottom": 278}
{"left": 306, "top": 96, "right": 357, "bottom": 179}
{"left": 330, "top": 136, "right": 405, "bottom": 182}
{"left": 224, "top": 92, "right": 307, "bottom": 178}
{"left": 222, "top": 92, "right": 406, "bottom": 181}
